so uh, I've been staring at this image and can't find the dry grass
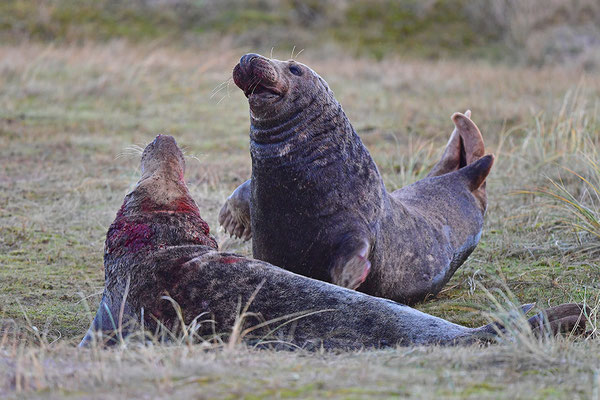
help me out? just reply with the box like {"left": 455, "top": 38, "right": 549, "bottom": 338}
{"left": 467, "top": 0, "right": 600, "bottom": 68}
{"left": 1, "top": 41, "right": 600, "bottom": 398}
{"left": 2, "top": 339, "right": 600, "bottom": 399}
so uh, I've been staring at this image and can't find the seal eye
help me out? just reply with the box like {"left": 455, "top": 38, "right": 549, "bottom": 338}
{"left": 289, "top": 65, "right": 302, "bottom": 76}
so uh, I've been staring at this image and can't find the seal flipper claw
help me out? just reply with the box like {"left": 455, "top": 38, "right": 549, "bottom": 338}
{"left": 219, "top": 179, "right": 252, "bottom": 241}
{"left": 331, "top": 240, "right": 371, "bottom": 290}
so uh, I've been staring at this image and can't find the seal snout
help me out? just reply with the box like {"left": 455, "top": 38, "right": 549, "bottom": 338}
{"left": 240, "top": 53, "right": 261, "bottom": 71}
{"left": 152, "top": 134, "right": 177, "bottom": 147}
{"left": 233, "top": 53, "right": 282, "bottom": 98}
{"left": 149, "top": 134, "right": 181, "bottom": 156}
{"left": 141, "top": 134, "right": 186, "bottom": 179}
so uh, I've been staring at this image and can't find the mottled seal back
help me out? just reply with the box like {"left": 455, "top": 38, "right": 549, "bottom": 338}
{"left": 81, "top": 135, "right": 587, "bottom": 348}
{"left": 220, "top": 54, "right": 493, "bottom": 304}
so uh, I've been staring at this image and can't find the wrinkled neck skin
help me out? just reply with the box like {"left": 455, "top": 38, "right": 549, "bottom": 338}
{"left": 249, "top": 81, "right": 382, "bottom": 189}
{"left": 250, "top": 78, "right": 343, "bottom": 156}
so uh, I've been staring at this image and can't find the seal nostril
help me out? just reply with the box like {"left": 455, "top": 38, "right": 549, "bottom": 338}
{"left": 152, "top": 135, "right": 177, "bottom": 149}
{"left": 240, "top": 53, "right": 260, "bottom": 69}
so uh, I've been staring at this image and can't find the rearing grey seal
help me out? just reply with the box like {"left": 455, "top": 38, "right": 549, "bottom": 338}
{"left": 81, "top": 135, "right": 587, "bottom": 348}
{"left": 219, "top": 53, "right": 493, "bottom": 305}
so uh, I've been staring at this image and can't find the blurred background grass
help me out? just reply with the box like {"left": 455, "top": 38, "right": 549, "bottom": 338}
{"left": 2, "top": 0, "right": 600, "bottom": 68}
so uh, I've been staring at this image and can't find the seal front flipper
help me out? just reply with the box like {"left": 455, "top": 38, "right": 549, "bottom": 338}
{"left": 330, "top": 238, "right": 371, "bottom": 290}
{"left": 428, "top": 110, "right": 486, "bottom": 178}
{"left": 219, "top": 179, "right": 252, "bottom": 241}
{"left": 79, "top": 294, "right": 135, "bottom": 347}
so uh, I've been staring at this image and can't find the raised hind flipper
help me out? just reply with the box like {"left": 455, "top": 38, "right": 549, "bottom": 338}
{"left": 455, "top": 153, "right": 494, "bottom": 212}
{"left": 428, "top": 110, "right": 486, "bottom": 177}
{"left": 219, "top": 179, "right": 252, "bottom": 241}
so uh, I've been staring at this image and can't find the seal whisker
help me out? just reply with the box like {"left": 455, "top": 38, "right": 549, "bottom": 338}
{"left": 184, "top": 153, "right": 203, "bottom": 165}
{"left": 211, "top": 78, "right": 233, "bottom": 99}
{"left": 216, "top": 87, "right": 230, "bottom": 104}
{"left": 211, "top": 78, "right": 232, "bottom": 94}
{"left": 292, "top": 48, "right": 304, "bottom": 60}
{"left": 248, "top": 77, "right": 263, "bottom": 96}
{"left": 116, "top": 144, "right": 146, "bottom": 160}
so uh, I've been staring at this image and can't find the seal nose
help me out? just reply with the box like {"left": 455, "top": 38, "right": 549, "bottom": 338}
{"left": 152, "top": 134, "right": 177, "bottom": 149}
{"left": 240, "top": 53, "right": 260, "bottom": 70}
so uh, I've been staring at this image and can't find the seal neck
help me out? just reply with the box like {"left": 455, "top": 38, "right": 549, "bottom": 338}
{"left": 249, "top": 89, "right": 353, "bottom": 160}
{"left": 105, "top": 174, "right": 217, "bottom": 256}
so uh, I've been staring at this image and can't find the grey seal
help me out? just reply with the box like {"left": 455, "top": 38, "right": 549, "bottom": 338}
{"left": 220, "top": 53, "right": 493, "bottom": 305}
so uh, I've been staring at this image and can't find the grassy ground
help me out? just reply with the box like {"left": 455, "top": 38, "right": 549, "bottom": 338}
{"left": 1, "top": 41, "right": 599, "bottom": 398}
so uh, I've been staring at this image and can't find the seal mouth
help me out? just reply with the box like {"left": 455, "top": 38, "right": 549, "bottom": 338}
{"left": 242, "top": 82, "right": 281, "bottom": 99}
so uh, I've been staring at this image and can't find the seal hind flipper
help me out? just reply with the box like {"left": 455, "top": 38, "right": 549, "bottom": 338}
{"left": 455, "top": 154, "right": 494, "bottom": 212}
{"left": 428, "top": 110, "right": 486, "bottom": 178}
{"left": 79, "top": 295, "right": 135, "bottom": 347}
{"left": 528, "top": 303, "right": 589, "bottom": 336}
{"left": 451, "top": 111, "right": 485, "bottom": 165}
{"left": 219, "top": 179, "right": 252, "bottom": 241}
{"left": 458, "top": 154, "right": 494, "bottom": 192}
{"left": 427, "top": 125, "right": 463, "bottom": 177}
{"left": 330, "top": 239, "right": 371, "bottom": 290}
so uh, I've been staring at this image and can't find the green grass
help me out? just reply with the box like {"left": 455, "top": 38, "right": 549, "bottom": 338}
{"left": 0, "top": 0, "right": 504, "bottom": 60}
{"left": 1, "top": 41, "right": 599, "bottom": 398}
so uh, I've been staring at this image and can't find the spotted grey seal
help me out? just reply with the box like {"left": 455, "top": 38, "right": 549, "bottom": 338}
{"left": 219, "top": 53, "right": 493, "bottom": 305}
{"left": 80, "top": 135, "right": 587, "bottom": 348}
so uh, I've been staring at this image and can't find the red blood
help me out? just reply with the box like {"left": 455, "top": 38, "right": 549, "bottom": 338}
{"left": 123, "top": 222, "right": 153, "bottom": 251}
{"left": 174, "top": 197, "right": 201, "bottom": 215}
{"left": 358, "top": 256, "right": 371, "bottom": 283}
{"left": 220, "top": 256, "right": 242, "bottom": 264}
{"left": 108, "top": 194, "right": 218, "bottom": 252}
{"left": 140, "top": 196, "right": 200, "bottom": 216}
{"left": 106, "top": 215, "right": 153, "bottom": 254}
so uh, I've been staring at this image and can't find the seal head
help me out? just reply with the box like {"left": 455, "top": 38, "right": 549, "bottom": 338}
{"left": 233, "top": 54, "right": 333, "bottom": 139}
{"left": 140, "top": 134, "right": 186, "bottom": 181}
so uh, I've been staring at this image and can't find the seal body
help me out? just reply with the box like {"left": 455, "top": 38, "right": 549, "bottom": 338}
{"left": 82, "top": 135, "right": 587, "bottom": 348}
{"left": 220, "top": 54, "right": 494, "bottom": 304}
